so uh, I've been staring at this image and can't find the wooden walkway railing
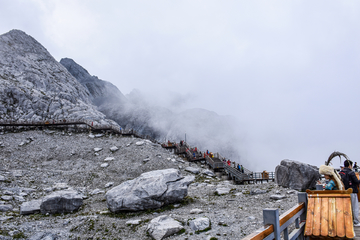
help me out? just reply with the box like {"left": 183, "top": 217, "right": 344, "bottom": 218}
{"left": 0, "top": 119, "right": 159, "bottom": 144}
{"left": 242, "top": 192, "right": 307, "bottom": 240}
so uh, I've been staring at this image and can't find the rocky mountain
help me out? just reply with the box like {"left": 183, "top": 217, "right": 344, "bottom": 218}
{"left": 0, "top": 28, "right": 242, "bottom": 161}
{"left": 0, "top": 30, "right": 117, "bottom": 127}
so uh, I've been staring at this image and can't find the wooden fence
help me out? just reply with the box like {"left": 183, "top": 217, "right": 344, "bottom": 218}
{"left": 242, "top": 192, "right": 307, "bottom": 240}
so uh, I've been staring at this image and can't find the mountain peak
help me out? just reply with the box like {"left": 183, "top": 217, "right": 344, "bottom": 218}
{"left": 0, "top": 29, "right": 50, "bottom": 57}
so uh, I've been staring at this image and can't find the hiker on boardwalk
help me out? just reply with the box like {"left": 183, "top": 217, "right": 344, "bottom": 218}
{"left": 340, "top": 160, "right": 360, "bottom": 226}
{"left": 227, "top": 160, "right": 231, "bottom": 166}
{"left": 318, "top": 165, "right": 343, "bottom": 190}
{"left": 237, "top": 164, "right": 241, "bottom": 172}
{"left": 241, "top": 165, "right": 244, "bottom": 173}
{"left": 232, "top": 161, "right": 236, "bottom": 168}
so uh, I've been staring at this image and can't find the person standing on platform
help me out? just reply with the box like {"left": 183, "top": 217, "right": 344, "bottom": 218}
{"left": 354, "top": 162, "right": 359, "bottom": 172}
{"left": 340, "top": 160, "right": 360, "bottom": 226}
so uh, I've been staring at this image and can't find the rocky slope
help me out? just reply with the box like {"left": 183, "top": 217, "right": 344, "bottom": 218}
{"left": 0, "top": 129, "right": 299, "bottom": 239}
{"left": 0, "top": 30, "right": 117, "bottom": 127}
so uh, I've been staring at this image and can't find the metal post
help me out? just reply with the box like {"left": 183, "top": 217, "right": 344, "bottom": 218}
{"left": 298, "top": 192, "right": 308, "bottom": 222}
{"left": 263, "top": 208, "right": 280, "bottom": 240}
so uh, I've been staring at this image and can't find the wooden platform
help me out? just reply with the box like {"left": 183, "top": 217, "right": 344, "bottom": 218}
{"left": 305, "top": 189, "right": 355, "bottom": 239}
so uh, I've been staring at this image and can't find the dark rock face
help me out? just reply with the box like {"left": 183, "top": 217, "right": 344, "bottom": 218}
{"left": 275, "top": 159, "right": 321, "bottom": 191}
{"left": 0, "top": 30, "right": 118, "bottom": 127}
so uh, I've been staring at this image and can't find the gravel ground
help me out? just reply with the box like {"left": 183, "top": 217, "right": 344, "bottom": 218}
{"left": 0, "top": 129, "right": 299, "bottom": 240}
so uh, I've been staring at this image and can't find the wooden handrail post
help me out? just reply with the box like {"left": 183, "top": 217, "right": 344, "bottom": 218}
{"left": 263, "top": 208, "right": 280, "bottom": 240}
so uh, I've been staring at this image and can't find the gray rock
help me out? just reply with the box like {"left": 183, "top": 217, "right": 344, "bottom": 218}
{"left": 110, "top": 146, "right": 119, "bottom": 152}
{"left": 105, "top": 182, "right": 114, "bottom": 188}
{"left": 14, "top": 195, "right": 25, "bottom": 202}
{"left": 270, "top": 195, "right": 287, "bottom": 200}
{"left": 94, "top": 147, "right": 102, "bottom": 152}
{"left": 53, "top": 183, "right": 68, "bottom": 190}
{"left": 190, "top": 208, "right": 204, "bottom": 214}
{"left": 185, "top": 167, "right": 200, "bottom": 174}
{"left": 0, "top": 204, "right": 13, "bottom": 212}
{"left": 189, "top": 217, "right": 211, "bottom": 232}
{"left": 147, "top": 215, "right": 184, "bottom": 240}
{"left": 20, "top": 200, "right": 41, "bottom": 215}
{"left": 106, "top": 168, "right": 194, "bottom": 212}
{"left": 202, "top": 169, "right": 215, "bottom": 177}
{"left": 40, "top": 190, "right": 83, "bottom": 214}
{"left": 100, "top": 163, "right": 109, "bottom": 168}
{"left": 13, "top": 170, "right": 23, "bottom": 177}
{"left": 250, "top": 189, "right": 267, "bottom": 195}
{"left": 275, "top": 159, "right": 321, "bottom": 191}
{"left": 287, "top": 190, "right": 297, "bottom": 194}
{"left": 136, "top": 141, "right": 145, "bottom": 146}
{"left": 21, "top": 187, "right": 36, "bottom": 194}
{"left": 0, "top": 216, "right": 13, "bottom": 221}
{"left": 95, "top": 134, "right": 104, "bottom": 138}
{"left": 104, "top": 157, "right": 114, "bottom": 161}
{"left": 0, "top": 175, "right": 5, "bottom": 182}
{"left": 126, "top": 219, "right": 142, "bottom": 225}
{"left": 91, "top": 189, "right": 104, "bottom": 195}
{"left": 28, "top": 232, "right": 58, "bottom": 240}
{"left": 1, "top": 195, "right": 13, "bottom": 201}
{"left": 215, "top": 187, "right": 231, "bottom": 195}
{"left": 3, "top": 190, "right": 13, "bottom": 195}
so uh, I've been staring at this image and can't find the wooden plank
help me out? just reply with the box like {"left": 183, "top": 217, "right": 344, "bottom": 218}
{"left": 312, "top": 196, "right": 321, "bottom": 236}
{"left": 344, "top": 197, "right": 355, "bottom": 238}
{"left": 336, "top": 197, "right": 345, "bottom": 238}
{"left": 279, "top": 202, "right": 305, "bottom": 226}
{"left": 306, "top": 189, "right": 353, "bottom": 195}
{"left": 320, "top": 197, "right": 329, "bottom": 237}
{"left": 308, "top": 194, "right": 353, "bottom": 198}
{"left": 328, "top": 197, "right": 336, "bottom": 237}
{"left": 242, "top": 224, "right": 274, "bottom": 240}
{"left": 305, "top": 197, "right": 315, "bottom": 236}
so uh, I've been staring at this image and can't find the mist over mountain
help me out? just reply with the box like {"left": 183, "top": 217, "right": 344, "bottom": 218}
{"left": 0, "top": 30, "right": 118, "bottom": 127}
{"left": 61, "top": 58, "right": 244, "bottom": 161}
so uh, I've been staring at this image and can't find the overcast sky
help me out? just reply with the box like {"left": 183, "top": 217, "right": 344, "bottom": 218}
{"left": 1, "top": 0, "right": 360, "bottom": 171}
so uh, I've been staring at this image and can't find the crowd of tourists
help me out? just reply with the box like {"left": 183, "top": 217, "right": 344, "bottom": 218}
{"left": 222, "top": 159, "right": 245, "bottom": 173}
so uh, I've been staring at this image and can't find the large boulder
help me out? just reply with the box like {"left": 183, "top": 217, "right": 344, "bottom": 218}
{"left": 275, "top": 159, "right": 321, "bottom": 191}
{"left": 40, "top": 190, "right": 83, "bottom": 214}
{"left": 106, "top": 168, "right": 194, "bottom": 212}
